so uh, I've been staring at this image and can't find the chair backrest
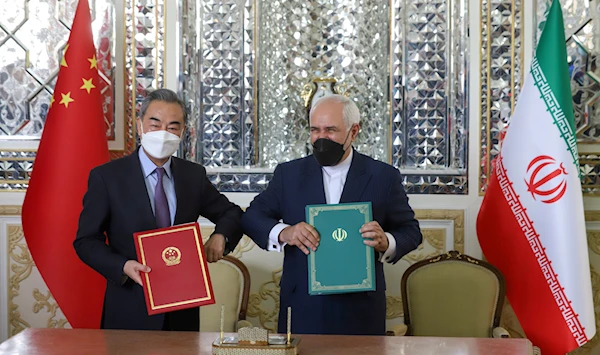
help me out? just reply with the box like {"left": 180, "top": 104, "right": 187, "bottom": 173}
{"left": 200, "top": 256, "right": 250, "bottom": 332}
{"left": 401, "top": 250, "right": 505, "bottom": 338}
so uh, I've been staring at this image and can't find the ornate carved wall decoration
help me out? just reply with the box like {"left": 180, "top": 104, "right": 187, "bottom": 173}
{"left": 7, "top": 224, "right": 70, "bottom": 336}
{"left": 401, "top": 229, "right": 447, "bottom": 264}
{"left": 588, "top": 231, "right": 600, "bottom": 255}
{"left": 247, "top": 268, "right": 282, "bottom": 332}
{"left": 8, "top": 225, "right": 32, "bottom": 336}
{"left": 414, "top": 209, "right": 464, "bottom": 253}
{"left": 229, "top": 236, "right": 255, "bottom": 259}
{"left": 32, "top": 289, "right": 67, "bottom": 329}
{"left": 0, "top": 205, "right": 22, "bottom": 215}
{"left": 386, "top": 295, "right": 404, "bottom": 319}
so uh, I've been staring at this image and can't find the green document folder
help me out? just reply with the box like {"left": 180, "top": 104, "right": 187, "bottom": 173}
{"left": 306, "top": 202, "right": 375, "bottom": 295}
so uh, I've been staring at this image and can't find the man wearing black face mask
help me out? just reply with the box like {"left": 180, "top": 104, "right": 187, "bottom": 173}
{"left": 242, "top": 94, "right": 422, "bottom": 336}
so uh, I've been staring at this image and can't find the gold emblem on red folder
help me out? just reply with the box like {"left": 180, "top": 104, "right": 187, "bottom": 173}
{"left": 162, "top": 246, "right": 181, "bottom": 266}
{"left": 332, "top": 228, "right": 347, "bottom": 242}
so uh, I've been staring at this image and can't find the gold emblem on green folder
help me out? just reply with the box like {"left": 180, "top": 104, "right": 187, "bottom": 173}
{"left": 332, "top": 228, "right": 347, "bottom": 242}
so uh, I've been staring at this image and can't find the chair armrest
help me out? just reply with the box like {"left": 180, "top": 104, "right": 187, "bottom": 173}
{"left": 386, "top": 323, "right": 408, "bottom": 336}
{"left": 236, "top": 320, "right": 253, "bottom": 330}
{"left": 492, "top": 326, "right": 510, "bottom": 338}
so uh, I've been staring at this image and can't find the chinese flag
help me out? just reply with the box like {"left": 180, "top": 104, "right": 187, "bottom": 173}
{"left": 21, "top": 0, "right": 108, "bottom": 329}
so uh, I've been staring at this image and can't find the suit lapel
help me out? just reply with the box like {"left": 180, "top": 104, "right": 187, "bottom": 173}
{"left": 127, "top": 148, "right": 157, "bottom": 228}
{"left": 340, "top": 150, "right": 371, "bottom": 203}
{"left": 303, "top": 157, "right": 327, "bottom": 205}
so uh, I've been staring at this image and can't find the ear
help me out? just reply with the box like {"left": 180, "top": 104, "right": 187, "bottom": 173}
{"left": 136, "top": 118, "right": 143, "bottom": 137}
{"left": 350, "top": 123, "right": 360, "bottom": 141}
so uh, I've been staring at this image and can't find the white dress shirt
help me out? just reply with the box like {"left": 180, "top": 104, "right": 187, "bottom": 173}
{"left": 267, "top": 149, "right": 397, "bottom": 263}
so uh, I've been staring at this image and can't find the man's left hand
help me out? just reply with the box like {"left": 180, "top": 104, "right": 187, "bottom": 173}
{"left": 205, "top": 233, "right": 226, "bottom": 262}
{"left": 360, "top": 221, "right": 388, "bottom": 253}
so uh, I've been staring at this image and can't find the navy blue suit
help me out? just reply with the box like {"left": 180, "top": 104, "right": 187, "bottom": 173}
{"left": 241, "top": 151, "right": 422, "bottom": 335}
{"left": 74, "top": 148, "right": 243, "bottom": 330}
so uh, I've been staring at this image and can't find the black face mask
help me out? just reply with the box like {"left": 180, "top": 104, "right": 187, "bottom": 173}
{"left": 312, "top": 130, "right": 352, "bottom": 166}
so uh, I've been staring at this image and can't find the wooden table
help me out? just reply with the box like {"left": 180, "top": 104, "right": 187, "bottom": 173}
{"left": 0, "top": 329, "right": 534, "bottom": 355}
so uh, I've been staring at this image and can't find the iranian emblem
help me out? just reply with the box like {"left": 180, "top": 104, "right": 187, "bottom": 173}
{"left": 162, "top": 246, "right": 181, "bottom": 266}
{"left": 525, "top": 155, "right": 568, "bottom": 204}
{"left": 332, "top": 228, "right": 348, "bottom": 242}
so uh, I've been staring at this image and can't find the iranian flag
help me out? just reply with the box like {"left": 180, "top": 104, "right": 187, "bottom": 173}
{"left": 476, "top": 1, "right": 596, "bottom": 354}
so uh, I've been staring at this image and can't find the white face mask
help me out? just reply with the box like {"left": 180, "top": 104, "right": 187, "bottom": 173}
{"left": 140, "top": 130, "right": 181, "bottom": 159}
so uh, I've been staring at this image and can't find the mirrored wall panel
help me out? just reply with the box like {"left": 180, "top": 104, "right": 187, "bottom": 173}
{"left": 181, "top": 0, "right": 469, "bottom": 194}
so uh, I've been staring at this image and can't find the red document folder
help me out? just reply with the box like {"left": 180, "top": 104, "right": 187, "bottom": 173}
{"left": 133, "top": 222, "right": 215, "bottom": 315}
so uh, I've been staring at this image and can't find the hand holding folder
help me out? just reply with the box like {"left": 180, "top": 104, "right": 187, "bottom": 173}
{"left": 133, "top": 222, "right": 216, "bottom": 315}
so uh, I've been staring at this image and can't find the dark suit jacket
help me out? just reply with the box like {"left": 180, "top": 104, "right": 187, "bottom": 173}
{"left": 74, "top": 148, "right": 243, "bottom": 331}
{"left": 241, "top": 151, "right": 422, "bottom": 335}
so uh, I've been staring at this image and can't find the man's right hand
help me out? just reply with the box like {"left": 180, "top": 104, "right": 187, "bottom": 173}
{"left": 123, "top": 260, "right": 151, "bottom": 286}
{"left": 279, "top": 222, "right": 320, "bottom": 255}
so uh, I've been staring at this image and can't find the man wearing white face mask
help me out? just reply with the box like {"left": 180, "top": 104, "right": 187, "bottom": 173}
{"left": 74, "top": 89, "right": 243, "bottom": 331}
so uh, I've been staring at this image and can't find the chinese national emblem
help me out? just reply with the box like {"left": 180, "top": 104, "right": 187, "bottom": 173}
{"left": 162, "top": 246, "right": 182, "bottom": 266}
{"left": 332, "top": 228, "right": 348, "bottom": 242}
{"left": 525, "top": 155, "right": 568, "bottom": 204}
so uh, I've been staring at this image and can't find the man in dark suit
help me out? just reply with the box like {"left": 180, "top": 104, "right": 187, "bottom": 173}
{"left": 242, "top": 94, "right": 422, "bottom": 335}
{"left": 74, "top": 88, "right": 243, "bottom": 331}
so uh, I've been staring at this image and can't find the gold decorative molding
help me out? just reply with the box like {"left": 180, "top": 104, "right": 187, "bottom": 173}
{"left": 8, "top": 225, "right": 32, "bottom": 336}
{"left": 423, "top": 229, "right": 445, "bottom": 250}
{"left": 588, "top": 231, "right": 600, "bottom": 256}
{"left": 414, "top": 209, "right": 464, "bottom": 253}
{"left": 247, "top": 268, "right": 282, "bottom": 332}
{"left": 401, "top": 229, "right": 446, "bottom": 264}
{"left": 0, "top": 206, "right": 22, "bottom": 215}
{"left": 230, "top": 236, "right": 255, "bottom": 259}
{"left": 585, "top": 211, "right": 600, "bottom": 222}
{"left": 32, "top": 289, "right": 68, "bottom": 329}
{"left": 386, "top": 296, "right": 403, "bottom": 319}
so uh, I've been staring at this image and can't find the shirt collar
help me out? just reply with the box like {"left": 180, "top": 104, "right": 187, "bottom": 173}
{"left": 322, "top": 148, "right": 353, "bottom": 176}
{"left": 138, "top": 148, "right": 173, "bottom": 179}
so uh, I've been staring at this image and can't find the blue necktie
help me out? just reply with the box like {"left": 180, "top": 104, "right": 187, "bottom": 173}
{"left": 154, "top": 167, "right": 171, "bottom": 228}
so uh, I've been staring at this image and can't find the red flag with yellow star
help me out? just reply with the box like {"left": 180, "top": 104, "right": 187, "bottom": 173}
{"left": 21, "top": 0, "right": 108, "bottom": 329}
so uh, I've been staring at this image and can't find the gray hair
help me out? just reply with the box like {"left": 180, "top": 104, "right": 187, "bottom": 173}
{"left": 309, "top": 94, "right": 360, "bottom": 130}
{"left": 139, "top": 88, "right": 188, "bottom": 123}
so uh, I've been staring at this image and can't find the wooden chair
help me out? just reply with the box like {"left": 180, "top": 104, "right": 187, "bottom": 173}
{"left": 200, "top": 255, "right": 251, "bottom": 331}
{"left": 398, "top": 250, "right": 509, "bottom": 338}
